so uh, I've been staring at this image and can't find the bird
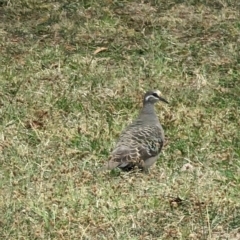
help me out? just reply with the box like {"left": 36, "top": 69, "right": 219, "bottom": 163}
{"left": 101, "top": 90, "right": 168, "bottom": 172}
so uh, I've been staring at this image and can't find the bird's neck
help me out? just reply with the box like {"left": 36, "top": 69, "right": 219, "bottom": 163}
{"left": 140, "top": 103, "right": 157, "bottom": 116}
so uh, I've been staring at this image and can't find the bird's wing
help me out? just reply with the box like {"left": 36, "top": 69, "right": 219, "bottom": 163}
{"left": 102, "top": 125, "right": 163, "bottom": 170}
{"left": 128, "top": 125, "right": 164, "bottom": 161}
{"left": 101, "top": 145, "right": 139, "bottom": 170}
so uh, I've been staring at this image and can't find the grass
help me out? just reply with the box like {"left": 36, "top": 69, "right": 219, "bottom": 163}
{"left": 0, "top": 0, "right": 240, "bottom": 239}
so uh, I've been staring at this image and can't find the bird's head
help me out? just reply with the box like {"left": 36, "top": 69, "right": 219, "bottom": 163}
{"left": 143, "top": 90, "right": 169, "bottom": 104}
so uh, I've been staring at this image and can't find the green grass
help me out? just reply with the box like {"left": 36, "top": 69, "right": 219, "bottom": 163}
{"left": 0, "top": 0, "right": 240, "bottom": 239}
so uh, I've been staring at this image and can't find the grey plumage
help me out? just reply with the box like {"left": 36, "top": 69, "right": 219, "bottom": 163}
{"left": 101, "top": 90, "right": 168, "bottom": 171}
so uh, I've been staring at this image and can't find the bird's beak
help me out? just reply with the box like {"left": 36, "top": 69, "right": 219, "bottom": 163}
{"left": 158, "top": 96, "right": 169, "bottom": 104}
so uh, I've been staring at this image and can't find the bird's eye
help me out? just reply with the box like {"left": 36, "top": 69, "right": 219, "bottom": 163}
{"left": 152, "top": 93, "right": 159, "bottom": 98}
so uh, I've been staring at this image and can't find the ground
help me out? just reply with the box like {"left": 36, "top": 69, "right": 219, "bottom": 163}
{"left": 0, "top": 0, "right": 240, "bottom": 239}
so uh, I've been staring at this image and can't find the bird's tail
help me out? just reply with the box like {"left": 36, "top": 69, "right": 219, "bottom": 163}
{"left": 98, "top": 160, "right": 121, "bottom": 172}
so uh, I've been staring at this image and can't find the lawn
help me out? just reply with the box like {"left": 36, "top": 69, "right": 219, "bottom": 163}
{"left": 0, "top": 0, "right": 240, "bottom": 239}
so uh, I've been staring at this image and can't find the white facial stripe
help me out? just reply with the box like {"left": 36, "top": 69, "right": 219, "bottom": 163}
{"left": 145, "top": 95, "right": 159, "bottom": 101}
